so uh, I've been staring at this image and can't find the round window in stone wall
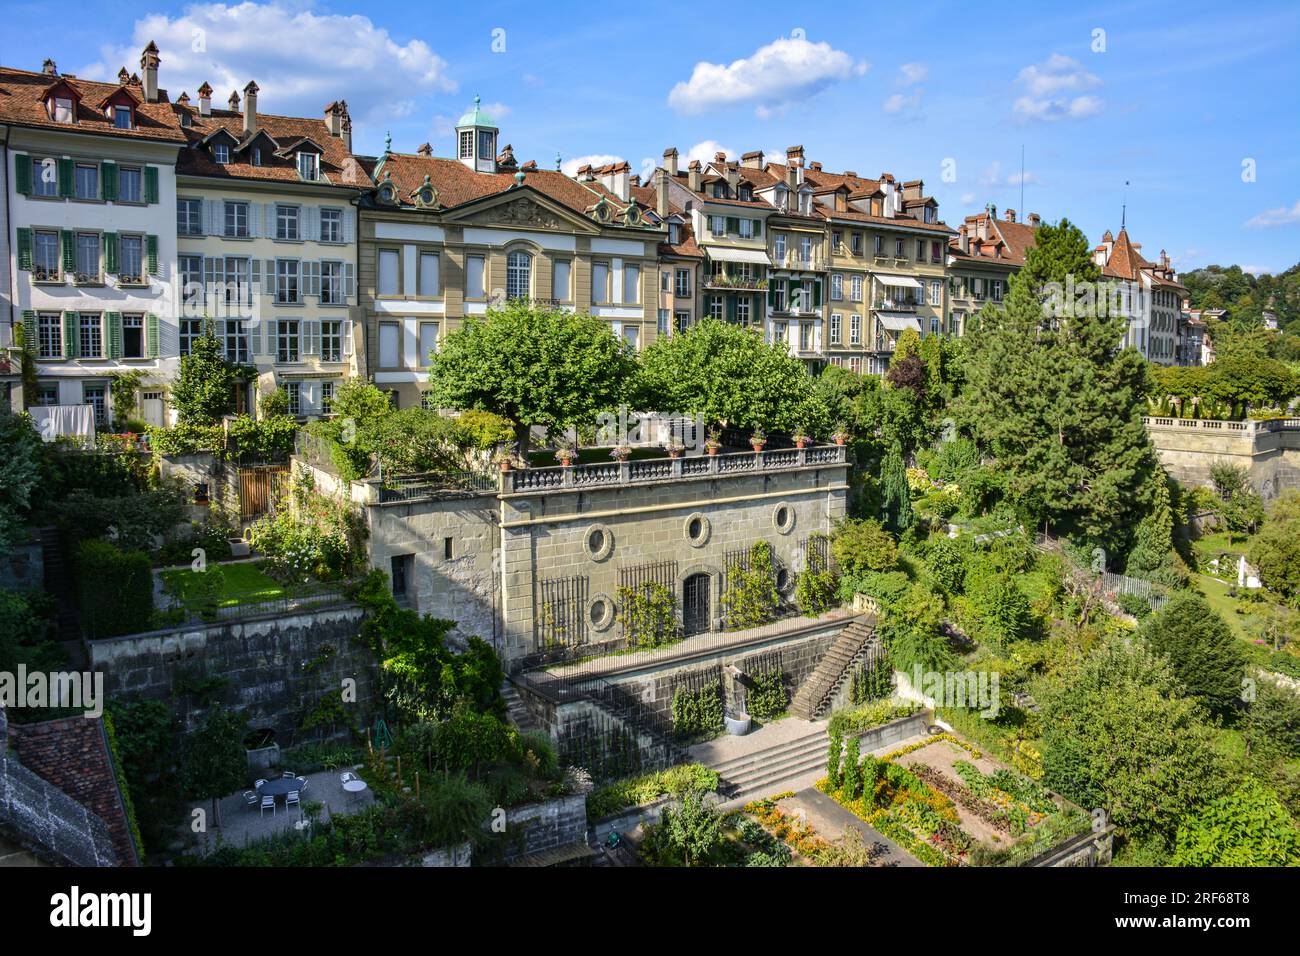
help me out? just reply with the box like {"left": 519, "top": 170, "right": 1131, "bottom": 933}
{"left": 772, "top": 502, "right": 796, "bottom": 535}
{"left": 583, "top": 523, "right": 615, "bottom": 561}
{"left": 586, "top": 593, "right": 616, "bottom": 632}
{"left": 684, "top": 512, "right": 711, "bottom": 548}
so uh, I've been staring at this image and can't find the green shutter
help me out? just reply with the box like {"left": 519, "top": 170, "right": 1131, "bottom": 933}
{"left": 813, "top": 279, "right": 823, "bottom": 308}
{"left": 767, "top": 282, "right": 776, "bottom": 309}
{"left": 726, "top": 295, "right": 737, "bottom": 322}
{"left": 63, "top": 311, "right": 78, "bottom": 359}
{"left": 146, "top": 235, "right": 159, "bottom": 275}
{"left": 61, "top": 230, "right": 75, "bottom": 272}
{"left": 146, "top": 314, "right": 159, "bottom": 358}
{"left": 16, "top": 228, "right": 32, "bottom": 271}
{"left": 104, "top": 233, "right": 118, "bottom": 274}
{"left": 726, "top": 216, "right": 740, "bottom": 234}
{"left": 20, "top": 311, "right": 37, "bottom": 355}
{"left": 101, "top": 161, "right": 118, "bottom": 202}
{"left": 107, "top": 312, "right": 123, "bottom": 359}
{"left": 144, "top": 166, "right": 159, "bottom": 204}
{"left": 14, "top": 155, "right": 31, "bottom": 195}
{"left": 57, "top": 158, "right": 74, "bottom": 198}
{"left": 753, "top": 219, "right": 762, "bottom": 237}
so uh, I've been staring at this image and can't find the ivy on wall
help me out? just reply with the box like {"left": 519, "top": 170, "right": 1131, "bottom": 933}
{"left": 616, "top": 582, "right": 679, "bottom": 648}
{"left": 722, "top": 541, "right": 781, "bottom": 630}
{"left": 671, "top": 682, "right": 723, "bottom": 741}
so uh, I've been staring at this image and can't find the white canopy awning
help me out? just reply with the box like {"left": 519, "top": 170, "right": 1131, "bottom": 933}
{"left": 877, "top": 312, "right": 922, "bottom": 332}
{"left": 705, "top": 246, "right": 772, "bottom": 265}
{"left": 875, "top": 274, "right": 923, "bottom": 290}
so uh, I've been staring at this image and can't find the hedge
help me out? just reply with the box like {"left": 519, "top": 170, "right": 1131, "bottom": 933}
{"left": 74, "top": 539, "right": 153, "bottom": 638}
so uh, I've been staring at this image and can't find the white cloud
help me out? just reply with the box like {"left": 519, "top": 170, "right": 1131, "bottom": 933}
{"left": 561, "top": 153, "right": 624, "bottom": 177}
{"left": 960, "top": 192, "right": 977, "bottom": 205}
{"left": 980, "top": 162, "right": 1040, "bottom": 188}
{"left": 84, "top": 3, "right": 455, "bottom": 125}
{"left": 1012, "top": 54, "right": 1103, "bottom": 123}
{"left": 883, "top": 90, "right": 923, "bottom": 114}
{"left": 1244, "top": 200, "right": 1300, "bottom": 229}
{"left": 1241, "top": 265, "right": 1274, "bottom": 276}
{"left": 685, "top": 140, "right": 735, "bottom": 165}
{"left": 1006, "top": 170, "right": 1039, "bottom": 187}
{"left": 668, "top": 36, "right": 868, "bottom": 118}
{"left": 897, "top": 62, "right": 928, "bottom": 86}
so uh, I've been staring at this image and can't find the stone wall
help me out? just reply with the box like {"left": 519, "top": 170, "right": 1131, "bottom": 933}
{"left": 494, "top": 793, "right": 589, "bottom": 864}
{"left": 158, "top": 451, "right": 240, "bottom": 522}
{"left": 86, "top": 605, "right": 377, "bottom": 743}
{"left": 1145, "top": 418, "right": 1300, "bottom": 497}
{"left": 0, "top": 538, "right": 42, "bottom": 593}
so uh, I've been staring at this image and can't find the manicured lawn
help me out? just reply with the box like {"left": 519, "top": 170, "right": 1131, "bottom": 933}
{"left": 1195, "top": 574, "right": 1254, "bottom": 640}
{"left": 161, "top": 561, "right": 287, "bottom": 608}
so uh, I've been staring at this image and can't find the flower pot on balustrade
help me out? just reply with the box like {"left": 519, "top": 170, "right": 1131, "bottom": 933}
{"left": 833, "top": 435, "right": 848, "bottom": 446}
{"left": 794, "top": 437, "right": 808, "bottom": 449}
{"left": 704, "top": 444, "right": 720, "bottom": 456}
{"left": 666, "top": 447, "right": 684, "bottom": 459}
{"left": 499, "top": 459, "right": 512, "bottom": 472}
{"left": 750, "top": 441, "right": 766, "bottom": 453}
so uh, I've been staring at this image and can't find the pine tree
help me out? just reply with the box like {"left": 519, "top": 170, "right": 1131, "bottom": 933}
{"left": 959, "top": 219, "right": 1157, "bottom": 552}
{"left": 880, "top": 440, "right": 913, "bottom": 533}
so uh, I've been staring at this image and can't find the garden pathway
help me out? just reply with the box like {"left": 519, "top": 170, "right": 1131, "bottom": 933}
{"left": 779, "top": 788, "right": 921, "bottom": 867}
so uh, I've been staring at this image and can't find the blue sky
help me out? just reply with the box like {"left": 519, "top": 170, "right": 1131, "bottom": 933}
{"left": 3, "top": 0, "right": 1298, "bottom": 274}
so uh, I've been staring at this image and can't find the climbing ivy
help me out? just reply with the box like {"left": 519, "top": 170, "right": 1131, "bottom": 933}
{"left": 671, "top": 683, "right": 723, "bottom": 741}
{"left": 722, "top": 541, "right": 781, "bottom": 630}
{"left": 746, "top": 668, "right": 788, "bottom": 721}
{"left": 616, "top": 582, "right": 679, "bottom": 648}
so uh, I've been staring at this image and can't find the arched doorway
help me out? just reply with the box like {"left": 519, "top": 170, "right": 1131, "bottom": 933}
{"left": 682, "top": 572, "right": 711, "bottom": 635}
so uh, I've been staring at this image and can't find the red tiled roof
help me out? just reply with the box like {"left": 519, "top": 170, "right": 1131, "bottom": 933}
{"left": 0, "top": 66, "right": 186, "bottom": 143}
{"left": 9, "top": 716, "right": 138, "bottom": 866}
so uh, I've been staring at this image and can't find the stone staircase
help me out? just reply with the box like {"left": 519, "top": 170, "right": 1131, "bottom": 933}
{"left": 707, "top": 723, "right": 829, "bottom": 802}
{"left": 501, "top": 680, "right": 541, "bottom": 734}
{"left": 788, "top": 618, "right": 879, "bottom": 720}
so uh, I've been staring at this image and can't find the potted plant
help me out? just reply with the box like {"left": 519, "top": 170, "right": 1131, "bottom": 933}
{"left": 792, "top": 427, "right": 809, "bottom": 449}
{"left": 609, "top": 445, "right": 633, "bottom": 463}
{"left": 556, "top": 443, "right": 579, "bottom": 467}
{"left": 664, "top": 438, "right": 685, "bottom": 459}
{"left": 749, "top": 427, "right": 767, "bottom": 452}
{"left": 497, "top": 443, "right": 520, "bottom": 472}
{"left": 704, "top": 428, "right": 723, "bottom": 456}
{"left": 832, "top": 423, "right": 850, "bottom": 446}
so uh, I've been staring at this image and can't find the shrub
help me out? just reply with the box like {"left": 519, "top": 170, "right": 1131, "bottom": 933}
{"left": 616, "top": 582, "right": 678, "bottom": 647}
{"left": 73, "top": 539, "right": 152, "bottom": 638}
{"left": 671, "top": 682, "right": 724, "bottom": 740}
{"left": 832, "top": 518, "right": 898, "bottom": 576}
{"left": 1117, "top": 592, "right": 1152, "bottom": 619}
{"left": 926, "top": 536, "right": 967, "bottom": 593}
{"left": 746, "top": 668, "right": 788, "bottom": 721}
{"left": 721, "top": 541, "right": 781, "bottom": 629}
{"left": 1138, "top": 593, "right": 1244, "bottom": 713}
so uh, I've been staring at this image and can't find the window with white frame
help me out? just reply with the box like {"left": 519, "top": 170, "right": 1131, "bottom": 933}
{"left": 657, "top": 309, "right": 669, "bottom": 336}
{"left": 320, "top": 208, "right": 343, "bottom": 243}
{"left": 118, "top": 167, "right": 142, "bottom": 203}
{"left": 285, "top": 382, "right": 301, "bottom": 415}
{"left": 851, "top": 233, "right": 863, "bottom": 255}
{"left": 33, "top": 230, "right": 59, "bottom": 280}
{"left": 710, "top": 295, "right": 724, "bottom": 320}
{"left": 321, "top": 381, "right": 336, "bottom": 412}
{"left": 506, "top": 251, "right": 532, "bottom": 300}
{"left": 83, "top": 384, "right": 107, "bottom": 425}
{"left": 831, "top": 274, "right": 843, "bottom": 301}
{"left": 378, "top": 249, "right": 400, "bottom": 296}
{"left": 800, "top": 236, "right": 812, "bottom": 264}
{"left": 458, "top": 131, "right": 473, "bottom": 158}
{"left": 37, "top": 313, "right": 61, "bottom": 359}
{"left": 851, "top": 275, "right": 863, "bottom": 302}
{"left": 177, "top": 198, "right": 202, "bottom": 235}
{"left": 276, "top": 260, "right": 300, "bottom": 303}
{"left": 277, "top": 319, "right": 300, "bottom": 363}
{"left": 739, "top": 219, "right": 753, "bottom": 239}
{"left": 830, "top": 313, "right": 842, "bottom": 345}
{"left": 223, "top": 319, "right": 248, "bottom": 363}
{"left": 213, "top": 143, "right": 230, "bottom": 164}
{"left": 675, "top": 269, "right": 691, "bottom": 297}
{"left": 224, "top": 200, "right": 249, "bottom": 238}
{"left": 31, "top": 158, "right": 57, "bottom": 197}
{"left": 894, "top": 238, "right": 905, "bottom": 258}
{"left": 53, "top": 97, "right": 74, "bottom": 123}
{"left": 79, "top": 313, "right": 102, "bottom": 358}
{"left": 800, "top": 322, "right": 813, "bottom": 351}
{"left": 297, "top": 152, "right": 319, "bottom": 180}
{"left": 850, "top": 315, "right": 861, "bottom": 344}
{"left": 224, "top": 256, "right": 251, "bottom": 306}
{"left": 179, "top": 319, "right": 202, "bottom": 356}
{"left": 675, "top": 311, "right": 690, "bottom": 333}
{"left": 737, "top": 297, "right": 750, "bottom": 325}
{"left": 321, "top": 320, "right": 343, "bottom": 361}
{"left": 74, "top": 164, "right": 98, "bottom": 200}
{"left": 276, "top": 204, "right": 301, "bottom": 240}
{"left": 874, "top": 235, "right": 883, "bottom": 256}
{"left": 929, "top": 280, "right": 942, "bottom": 306}
{"left": 774, "top": 234, "right": 787, "bottom": 261}
{"left": 321, "top": 261, "right": 345, "bottom": 304}
{"left": 591, "top": 262, "right": 610, "bottom": 304}
{"left": 119, "top": 235, "right": 144, "bottom": 283}
{"left": 75, "top": 232, "right": 100, "bottom": 280}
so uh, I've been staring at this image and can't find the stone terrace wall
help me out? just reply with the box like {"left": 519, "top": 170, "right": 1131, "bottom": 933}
{"left": 495, "top": 793, "right": 589, "bottom": 864}
{"left": 1145, "top": 417, "right": 1300, "bottom": 497}
{"left": 87, "top": 605, "right": 377, "bottom": 742}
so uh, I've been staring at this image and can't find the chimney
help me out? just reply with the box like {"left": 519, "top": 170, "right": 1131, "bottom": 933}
{"left": 1005, "top": 208, "right": 1016, "bottom": 223}
{"left": 1027, "top": 212, "right": 1041, "bottom": 226}
{"left": 663, "top": 147, "right": 679, "bottom": 177}
{"left": 140, "top": 41, "right": 160, "bottom": 103}
{"left": 228, "top": 90, "right": 241, "bottom": 113}
{"left": 725, "top": 163, "right": 739, "bottom": 192}
{"left": 977, "top": 214, "right": 989, "bottom": 242}
{"left": 843, "top": 170, "right": 857, "bottom": 178}
{"left": 809, "top": 161, "right": 823, "bottom": 172}
{"left": 629, "top": 173, "right": 640, "bottom": 187}
{"left": 325, "top": 100, "right": 345, "bottom": 138}
{"left": 41, "top": 58, "right": 57, "bottom": 76}
{"left": 243, "top": 81, "right": 259, "bottom": 135}
{"left": 741, "top": 150, "right": 763, "bottom": 169}
{"left": 417, "top": 142, "right": 433, "bottom": 157}
{"left": 713, "top": 151, "right": 727, "bottom": 165}
{"left": 340, "top": 102, "right": 352, "bottom": 151}
{"left": 117, "top": 67, "right": 130, "bottom": 85}
{"left": 785, "top": 145, "right": 804, "bottom": 184}
{"left": 688, "top": 159, "right": 701, "bottom": 193}
{"left": 177, "top": 91, "right": 190, "bottom": 107}
{"left": 198, "top": 82, "right": 212, "bottom": 117}
{"left": 611, "top": 161, "right": 630, "bottom": 202}
{"left": 959, "top": 225, "right": 970, "bottom": 254}
{"left": 656, "top": 169, "right": 670, "bottom": 217}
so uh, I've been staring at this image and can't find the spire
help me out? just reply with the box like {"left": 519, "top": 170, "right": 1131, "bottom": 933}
{"left": 384, "top": 131, "right": 392, "bottom": 157}
{"left": 555, "top": 151, "right": 562, "bottom": 171}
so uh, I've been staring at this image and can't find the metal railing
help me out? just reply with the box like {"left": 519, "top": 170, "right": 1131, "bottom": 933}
{"left": 375, "top": 471, "right": 497, "bottom": 501}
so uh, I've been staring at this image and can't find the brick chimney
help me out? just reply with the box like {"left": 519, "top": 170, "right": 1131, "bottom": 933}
{"left": 140, "top": 42, "right": 160, "bottom": 103}
{"left": 741, "top": 150, "right": 763, "bottom": 169}
{"left": 417, "top": 142, "right": 433, "bottom": 157}
{"left": 228, "top": 90, "right": 240, "bottom": 112}
{"left": 41, "top": 58, "right": 57, "bottom": 76}
{"left": 242, "top": 81, "right": 259, "bottom": 135}
{"left": 663, "top": 147, "right": 679, "bottom": 177}
{"left": 1027, "top": 212, "right": 1041, "bottom": 226}
{"left": 656, "top": 169, "right": 670, "bottom": 217}
{"left": 688, "top": 159, "right": 701, "bottom": 193}
{"left": 1005, "top": 208, "right": 1016, "bottom": 223}
{"left": 809, "top": 161, "right": 823, "bottom": 172}
{"left": 197, "top": 82, "right": 212, "bottom": 117}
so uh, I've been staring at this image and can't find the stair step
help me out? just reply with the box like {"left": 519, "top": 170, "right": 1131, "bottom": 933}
{"left": 720, "top": 746, "right": 828, "bottom": 790}
{"left": 724, "top": 754, "right": 831, "bottom": 800}
{"left": 705, "top": 731, "right": 827, "bottom": 776}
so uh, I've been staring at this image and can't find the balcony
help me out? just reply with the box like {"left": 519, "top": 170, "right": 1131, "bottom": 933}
{"left": 771, "top": 252, "right": 821, "bottom": 271}
{"left": 873, "top": 299, "right": 918, "bottom": 313}
{"left": 704, "top": 274, "right": 767, "bottom": 292}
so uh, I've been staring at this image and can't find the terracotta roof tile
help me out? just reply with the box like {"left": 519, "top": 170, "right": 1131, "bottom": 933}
{"left": 0, "top": 66, "right": 186, "bottom": 143}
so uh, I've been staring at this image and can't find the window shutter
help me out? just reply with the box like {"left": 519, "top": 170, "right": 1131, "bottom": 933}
{"left": 343, "top": 209, "right": 356, "bottom": 243}
{"left": 206, "top": 199, "right": 221, "bottom": 236}
{"left": 342, "top": 319, "right": 353, "bottom": 355}
{"left": 303, "top": 319, "right": 319, "bottom": 356}
{"left": 753, "top": 219, "right": 762, "bottom": 237}
{"left": 767, "top": 282, "right": 776, "bottom": 309}
{"left": 250, "top": 258, "right": 261, "bottom": 298}
{"left": 14, "top": 155, "right": 31, "bottom": 195}
{"left": 20, "top": 312, "right": 37, "bottom": 355}
{"left": 726, "top": 296, "right": 737, "bottom": 322}
{"left": 58, "top": 158, "right": 74, "bottom": 198}
{"left": 263, "top": 203, "right": 274, "bottom": 238}
{"left": 16, "top": 229, "right": 32, "bottom": 271}
{"left": 249, "top": 319, "right": 262, "bottom": 357}
{"left": 266, "top": 260, "right": 278, "bottom": 296}
{"left": 61, "top": 230, "right": 75, "bottom": 272}
{"left": 268, "top": 320, "right": 278, "bottom": 358}
{"left": 726, "top": 216, "right": 740, "bottom": 234}
{"left": 146, "top": 235, "right": 159, "bottom": 275}
{"left": 146, "top": 314, "right": 159, "bottom": 358}
{"left": 144, "top": 166, "right": 159, "bottom": 204}
{"left": 107, "top": 312, "right": 122, "bottom": 359}
{"left": 306, "top": 261, "right": 322, "bottom": 297}
{"left": 101, "top": 162, "right": 118, "bottom": 202}
{"left": 62, "top": 311, "right": 78, "bottom": 359}
{"left": 813, "top": 279, "right": 823, "bottom": 308}
{"left": 343, "top": 262, "right": 355, "bottom": 299}
{"left": 104, "top": 233, "right": 118, "bottom": 274}
{"left": 305, "top": 206, "right": 318, "bottom": 240}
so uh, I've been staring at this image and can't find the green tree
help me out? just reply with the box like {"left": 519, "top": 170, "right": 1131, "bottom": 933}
{"left": 959, "top": 219, "right": 1156, "bottom": 552}
{"left": 636, "top": 318, "right": 818, "bottom": 434}
{"left": 1244, "top": 680, "right": 1300, "bottom": 765}
{"left": 659, "top": 789, "right": 723, "bottom": 866}
{"left": 181, "top": 709, "right": 248, "bottom": 829}
{"left": 427, "top": 301, "right": 634, "bottom": 458}
{"left": 170, "top": 324, "right": 244, "bottom": 424}
{"left": 1138, "top": 594, "right": 1244, "bottom": 713}
{"left": 1171, "top": 779, "right": 1300, "bottom": 867}
{"left": 831, "top": 518, "right": 898, "bottom": 576}
{"left": 0, "top": 400, "right": 42, "bottom": 555}
{"left": 1249, "top": 517, "right": 1300, "bottom": 603}
{"left": 879, "top": 440, "right": 913, "bottom": 533}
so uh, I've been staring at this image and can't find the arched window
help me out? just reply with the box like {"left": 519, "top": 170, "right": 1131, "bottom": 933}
{"left": 506, "top": 251, "right": 532, "bottom": 300}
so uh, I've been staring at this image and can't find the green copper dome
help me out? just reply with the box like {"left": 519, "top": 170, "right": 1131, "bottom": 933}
{"left": 456, "top": 95, "right": 496, "bottom": 129}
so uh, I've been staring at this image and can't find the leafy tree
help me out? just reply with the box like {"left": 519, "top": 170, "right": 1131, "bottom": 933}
{"left": 1244, "top": 680, "right": 1300, "bottom": 765}
{"left": 1206, "top": 354, "right": 1299, "bottom": 415}
{"left": 964, "top": 563, "right": 1035, "bottom": 647}
{"left": 1220, "top": 488, "right": 1265, "bottom": 540}
{"left": 1171, "top": 779, "right": 1300, "bottom": 867}
{"left": 636, "top": 318, "right": 818, "bottom": 434}
{"left": 428, "top": 301, "right": 634, "bottom": 458}
{"left": 181, "top": 709, "right": 248, "bottom": 829}
{"left": 926, "top": 537, "right": 967, "bottom": 594}
{"left": 1039, "top": 637, "right": 1224, "bottom": 845}
{"left": 258, "top": 386, "right": 290, "bottom": 418}
{"left": 1249, "top": 517, "right": 1300, "bottom": 603}
{"left": 0, "top": 400, "right": 42, "bottom": 555}
{"left": 659, "top": 789, "right": 723, "bottom": 866}
{"left": 879, "top": 440, "right": 913, "bottom": 533}
{"left": 1138, "top": 594, "right": 1245, "bottom": 713}
{"left": 1209, "top": 462, "right": 1250, "bottom": 500}
{"left": 832, "top": 518, "right": 898, "bottom": 575}
{"left": 884, "top": 583, "right": 955, "bottom": 675}
{"left": 170, "top": 324, "right": 244, "bottom": 424}
{"left": 959, "top": 219, "right": 1156, "bottom": 552}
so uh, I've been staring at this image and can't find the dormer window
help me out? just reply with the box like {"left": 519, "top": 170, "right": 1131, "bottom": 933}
{"left": 668, "top": 222, "right": 680, "bottom": 244}
{"left": 924, "top": 206, "right": 936, "bottom": 224}
{"left": 252, "top": 147, "right": 262, "bottom": 166}
{"left": 297, "top": 152, "right": 319, "bottom": 180}
{"left": 213, "top": 143, "right": 230, "bottom": 164}
{"left": 477, "top": 129, "right": 494, "bottom": 160}
{"left": 738, "top": 185, "right": 752, "bottom": 201}
{"left": 113, "top": 106, "right": 132, "bottom": 129}
{"left": 53, "top": 97, "right": 74, "bottom": 123}
{"left": 775, "top": 185, "right": 788, "bottom": 212}
{"left": 180, "top": 112, "right": 192, "bottom": 128}
{"left": 798, "top": 190, "right": 812, "bottom": 215}
{"left": 712, "top": 182, "right": 726, "bottom": 199}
